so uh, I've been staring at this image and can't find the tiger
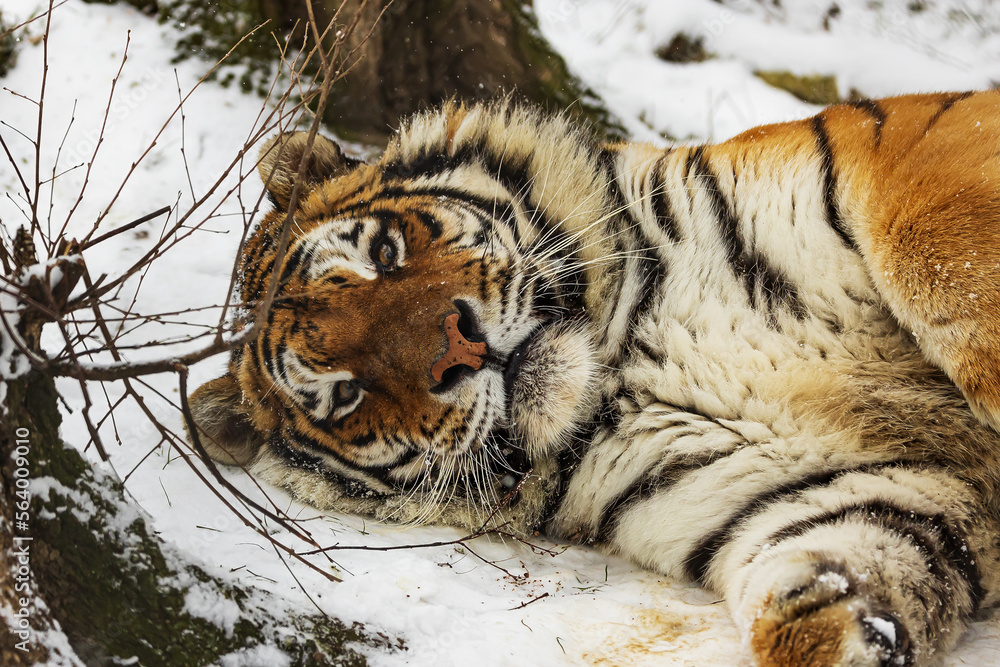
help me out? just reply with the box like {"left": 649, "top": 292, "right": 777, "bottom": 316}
{"left": 188, "top": 91, "right": 1000, "bottom": 667}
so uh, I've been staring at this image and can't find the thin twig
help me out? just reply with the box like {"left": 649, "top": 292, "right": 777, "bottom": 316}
{"left": 31, "top": 0, "right": 54, "bottom": 245}
{"left": 509, "top": 593, "right": 550, "bottom": 611}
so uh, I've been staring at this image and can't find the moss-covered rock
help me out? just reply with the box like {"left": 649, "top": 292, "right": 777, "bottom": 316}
{"left": 1, "top": 367, "right": 400, "bottom": 665}
{"left": 655, "top": 33, "right": 712, "bottom": 63}
{"left": 755, "top": 70, "right": 841, "bottom": 105}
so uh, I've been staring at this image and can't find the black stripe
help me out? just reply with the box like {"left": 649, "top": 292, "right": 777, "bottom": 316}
{"left": 684, "top": 466, "right": 873, "bottom": 583}
{"left": 595, "top": 394, "right": 623, "bottom": 431}
{"left": 383, "top": 144, "right": 565, "bottom": 250}
{"left": 596, "top": 447, "right": 735, "bottom": 542}
{"left": 259, "top": 336, "right": 276, "bottom": 380}
{"left": 298, "top": 388, "right": 319, "bottom": 412}
{"left": 761, "top": 500, "right": 985, "bottom": 616}
{"left": 338, "top": 221, "right": 363, "bottom": 244}
{"left": 811, "top": 115, "right": 858, "bottom": 252}
{"left": 259, "top": 227, "right": 279, "bottom": 254}
{"left": 269, "top": 436, "right": 391, "bottom": 499}
{"left": 271, "top": 338, "right": 289, "bottom": 382}
{"left": 350, "top": 432, "right": 377, "bottom": 448}
{"left": 697, "top": 154, "right": 749, "bottom": 279}
{"left": 599, "top": 147, "right": 633, "bottom": 242}
{"left": 924, "top": 91, "right": 973, "bottom": 135}
{"left": 287, "top": 423, "right": 417, "bottom": 486}
{"left": 603, "top": 150, "right": 634, "bottom": 242}
{"left": 537, "top": 442, "right": 586, "bottom": 529}
{"left": 595, "top": 151, "right": 636, "bottom": 354}
{"left": 684, "top": 146, "right": 703, "bottom": 180}
{"left": 248, "top": 255, "right": 276, "bottom": 298}
{"left": 848, "top": 98, "right": 887, "bottom": 146}
{"left": 278, "top": 243, "right": 308, "bottom": 285}
{"left": 651, "top": 154, "right": 681, "bottom": 243}
{"left": 264, "top": 189, "right": 280, "bottom": 210}
{"left": 747, "top": 251, "right": 809, "bottom": 322}
{"left": 352, "top": 186, "right": 519, "bottom": 247}
{"left": 695, "top": 153, "right": 807, "bottom": 323}
{"left": 626, "top": 245, "right": 666, "bottom": 330}
{"left": 680, "top": 145, "right": 703, "bottom": 219}
{"left": 441, "top": 191, "right": 514, "bottom": 245}
{"left": 368, "top": 206, "right": 441, "bottom": 245}
{"left": 419, "top": 405, "right": 456, "bottom": 441}
{"left": 229, "top": 343, "right": 244, "bottom": 368}
{"left": 631, "top": 337, "right": 663, "bottom": 363}
{"left": 413, "top": 210, "right": 443, "bottom": 240}
{"left": 295, "top": 347, "right": 325, "bottom": 373}
{"left": 693, "top": 152, "right": 759, "bottom": 310}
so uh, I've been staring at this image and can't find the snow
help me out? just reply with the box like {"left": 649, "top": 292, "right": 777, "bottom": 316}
{"left": 536, "top": 0, "right": 1000, "bottom": 142}
{"left": 0, "top": 281, "right": 31, "bottom": 412}
{"left": 216, "top": 645, "right": 292, "bottom": 667}
{"left": 181, "top": 581, "right": 242, "bottom": 637}
{"left": 29, "top": 460, "right": 147, "bottom": 552}
{"left": 1, "top": 0, "right": 999, "bottom": 665}
{"left": 816, "top": 570, "right": 851, "bottom": 595}
{"left": 0, "top": 583, "right": 85, "bottom": 667}
{"left": 865, "top": 615, "right": 898, "bottom": 648}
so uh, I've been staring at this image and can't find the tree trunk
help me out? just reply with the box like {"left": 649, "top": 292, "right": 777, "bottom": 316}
{"left": 302, "top": 0, "right": 612, "bottom": 143}
{"left": 158, "top": 0, "right": 619, "bottom": 143}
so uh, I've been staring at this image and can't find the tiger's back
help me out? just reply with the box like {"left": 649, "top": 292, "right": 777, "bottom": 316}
{"left": 191, "top": 91, "right": 1000, "bottom": 666}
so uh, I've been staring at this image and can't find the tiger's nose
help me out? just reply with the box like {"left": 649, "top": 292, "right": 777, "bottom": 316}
{"left": 431, "top": 303, "right": 488, "bottom": 388}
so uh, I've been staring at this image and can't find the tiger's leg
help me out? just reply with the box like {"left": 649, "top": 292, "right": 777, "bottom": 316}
{"left": 708, "top": 467, "right": 997, "bottom": 667}
{"left": 865, "top": 185, "right": 1000, "bottom": 432}
{"left": 854, "top": 97, "right": 1000, "bottom": 431}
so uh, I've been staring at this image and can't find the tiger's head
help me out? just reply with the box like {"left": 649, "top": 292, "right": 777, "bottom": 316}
{"left": 188, "top": 103, "right": 618, "bottom": 529}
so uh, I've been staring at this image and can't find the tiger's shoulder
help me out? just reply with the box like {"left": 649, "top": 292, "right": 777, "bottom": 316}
{"left": 601, "top": 90, "right": 1000, "bottom": 433}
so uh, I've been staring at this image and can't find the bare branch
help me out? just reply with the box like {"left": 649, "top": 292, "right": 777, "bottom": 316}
{"left": 79, "top": 206, "right": 171, "bottom": 251}
{"left": 0, "top": 0, "right": 69, "bottom": 40}
{"left": 30, "top": 0, "right": 55, "bottom": 244}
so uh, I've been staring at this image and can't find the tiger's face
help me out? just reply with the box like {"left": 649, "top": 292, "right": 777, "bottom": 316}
{"left": 189, "top": 111, "right": 602, "bottom": 518}
{"left": 260, "top": 187, "right": 570, "bottom": 489}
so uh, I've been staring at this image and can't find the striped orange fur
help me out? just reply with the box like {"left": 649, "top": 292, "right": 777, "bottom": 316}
{"left": 190, "top": 93, "right": 1000, "bottom": 666}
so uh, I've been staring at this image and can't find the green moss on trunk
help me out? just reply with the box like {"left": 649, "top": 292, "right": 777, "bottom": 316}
{"left": 1, "top": 370, "right": 396, "bottom": 665}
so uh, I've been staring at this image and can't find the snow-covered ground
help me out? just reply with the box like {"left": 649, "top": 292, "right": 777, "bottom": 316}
{"left": 2, "top": 0, "right": 1000, "bottom": 665}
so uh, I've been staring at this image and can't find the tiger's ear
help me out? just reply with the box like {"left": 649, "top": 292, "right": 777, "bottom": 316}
{"left": 186, "top": 372, "right": 264, "bottom": 468}
{"left": 257, "top": 131, "right": 359, "bottom": 209}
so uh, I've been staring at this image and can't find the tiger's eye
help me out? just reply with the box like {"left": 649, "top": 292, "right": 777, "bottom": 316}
{"left": 376, "top": 239, "right": 397, "bottom": 270}
{"left": 333, "top": 380, "right": 359, "bottom": 406}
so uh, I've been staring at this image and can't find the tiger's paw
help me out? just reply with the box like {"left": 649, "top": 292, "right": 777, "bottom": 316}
{"left": 746, "top": 566, "right": 911, "bottom": 667}
{"left": 507, "top": 321, "right": 598, "bottom": 459}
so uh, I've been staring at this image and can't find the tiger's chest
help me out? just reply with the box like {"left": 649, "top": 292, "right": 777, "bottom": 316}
{"left": 545, "top": 144, "right": 923, "bottom": 572}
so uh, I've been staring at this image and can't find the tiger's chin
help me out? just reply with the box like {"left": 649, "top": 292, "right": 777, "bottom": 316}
{"left": 506, "top": 321, "right": 599, "bottom": 461}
